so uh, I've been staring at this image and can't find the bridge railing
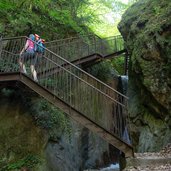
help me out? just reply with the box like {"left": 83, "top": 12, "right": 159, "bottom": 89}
{"left": 45, "top": 35, "right": 124, "bottom": 62}
{"left": 0, "top": 36, "right": 130, "bottom": 143}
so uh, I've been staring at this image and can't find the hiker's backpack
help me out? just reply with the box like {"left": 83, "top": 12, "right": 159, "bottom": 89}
{"left": 34, "top": 39, "right": 45, "bottom": 54}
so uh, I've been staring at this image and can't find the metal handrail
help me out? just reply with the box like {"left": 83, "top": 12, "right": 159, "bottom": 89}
{"left": 0, "top": 36, "right": 130, "bottom": 143}
{"left": 44, "top": 45, "right": 128, "bottom": 99}
{"left": 1, "top": 36, "right": 127, "bottom": 98}
{"left": 45, "top": 34, "right": 98, "bottom": 44}
{"left": 45, "top": 34, "right": 121, "bottom": 44}
{"left": 45, "top": 35, "right": 124, "bottom": 63}
{"left": 43, "top": 55, "right": 126, "bottom": 107}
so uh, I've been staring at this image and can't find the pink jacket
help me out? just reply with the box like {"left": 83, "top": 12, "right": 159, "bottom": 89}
{"left": 26, "top": 39, "right": 34, "bottom": 51}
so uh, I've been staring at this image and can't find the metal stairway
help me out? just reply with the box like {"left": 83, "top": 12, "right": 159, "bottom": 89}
{"left": 40, "top": 35, "right": 127, "bottom": 77}
{"left": 45, "top": 34, "right": 126, "bottom": 65}
{"left": 0, "top": 36, "right": 133, "bottom": 157}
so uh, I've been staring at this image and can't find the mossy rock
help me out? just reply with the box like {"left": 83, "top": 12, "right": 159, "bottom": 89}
{"left": 0, "top": 89, "right": 48, "bottom": 170}
{"left": 118, "top": 0, "right": 171, "bottom": 152}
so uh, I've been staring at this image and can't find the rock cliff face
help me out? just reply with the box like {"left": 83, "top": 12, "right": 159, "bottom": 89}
{"left": 118, "top": 0, "right": 171, "bottom": 152}
{"left": 0, "top": 88, "right": 117, "bottom": 171}
{"left": 0, "top": 89, "right": 48, "bottom": 170}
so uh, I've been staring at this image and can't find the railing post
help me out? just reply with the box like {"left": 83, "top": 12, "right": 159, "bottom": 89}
{"left": 94, "top": 36, "right": 96, "bottom": 53}
{"left": 124, "top": 51, "right": 129, "bottom": 75}
{"left": 0, "top": 36, "right": 2, "bottom": 59}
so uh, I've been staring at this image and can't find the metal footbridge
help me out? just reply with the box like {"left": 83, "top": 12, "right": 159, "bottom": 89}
{"left": 0, "top": 35, "right": 133, "bottom": 157}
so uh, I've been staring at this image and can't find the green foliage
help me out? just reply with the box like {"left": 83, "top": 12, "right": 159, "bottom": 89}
{"left": 30, "top": 99, "right": 72, "bottom": 141}
{"left": 84, "top": 55, "right": 125, "bottom": 80}
{"left": 0, "top": 0, "right": 91, "bottom": 39}
{"left": 0, "top": 154, "right": 41, "bottom": 171}
{"left": 0, "top": 57, "right": 18, "bottom": 72}
{"left": 85, "top": 0, "right": 137, "bottom": 37}
{"left": 111, "top": 55, "right": 125, "bottom": 75}
{"left": 0, "top": 0, "right": 138, "bottom": 39}
{"left": 85, "top": 61, "right": 117, "bottom": 82}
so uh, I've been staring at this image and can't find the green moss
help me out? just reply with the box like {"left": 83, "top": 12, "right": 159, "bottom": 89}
{"left": 85, "top": 61, "right": 115, "bottom": 82}
{"left": 111, "top": 55, "right": 125, "bottom": 75}
{"left": 0, "top": 154, "right": 41, "bottom": 171}
{"left": 143, "top": 112, "right": 164, "bottom": 128}
{"left": 119, "top": 0, "right": 171, "bottom": 151}
{"left": 0, "top": 89, "right": 48, "bottom": 170}
{"left": 29, "top": 98, "right": 72, "bottom": 142}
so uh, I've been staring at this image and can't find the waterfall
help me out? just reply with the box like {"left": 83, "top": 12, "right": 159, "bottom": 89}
{"left": 118, "top": 75, "right": 131, "bottom": 145}
{"left": 119, "top": 75, "right": 128, "bottom": 95}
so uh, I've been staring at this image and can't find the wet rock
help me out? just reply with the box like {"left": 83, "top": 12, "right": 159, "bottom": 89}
{"left": 118, "top": 0, "right": 171, "bottom": 152}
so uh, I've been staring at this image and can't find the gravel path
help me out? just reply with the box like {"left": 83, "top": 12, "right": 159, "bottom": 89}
{"left": 124, "top": 143, "right": 171, "bottom": 171}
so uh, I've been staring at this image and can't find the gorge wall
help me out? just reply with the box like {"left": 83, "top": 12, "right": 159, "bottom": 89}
{"left": 118, "top": 0, "right": 171, "bottom": 152}
{"left": 0, "top": 86, "right": 118, "bottom": 171}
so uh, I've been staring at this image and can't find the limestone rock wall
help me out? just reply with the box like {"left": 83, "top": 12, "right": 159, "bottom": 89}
{"left": 0, "top": 89, "right": 48, "bottom": 170}
{"left": 0, "top": 88, "right": 117, "bottom": 171}
{"left": 118, "top": 0, "right": 171, "bottom": 152}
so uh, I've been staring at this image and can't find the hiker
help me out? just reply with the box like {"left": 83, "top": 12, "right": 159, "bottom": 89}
{"left": 34, "top": 34, "right": 45, "bottom": 70}
{"left": 41, "top": 39, "right": 46, "bottom": 52}
{"left": 34, "top": 34, "right": 45, "bottom": 56}
{"left": 19, "top": 34, "right": 38, "bottom": 82}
